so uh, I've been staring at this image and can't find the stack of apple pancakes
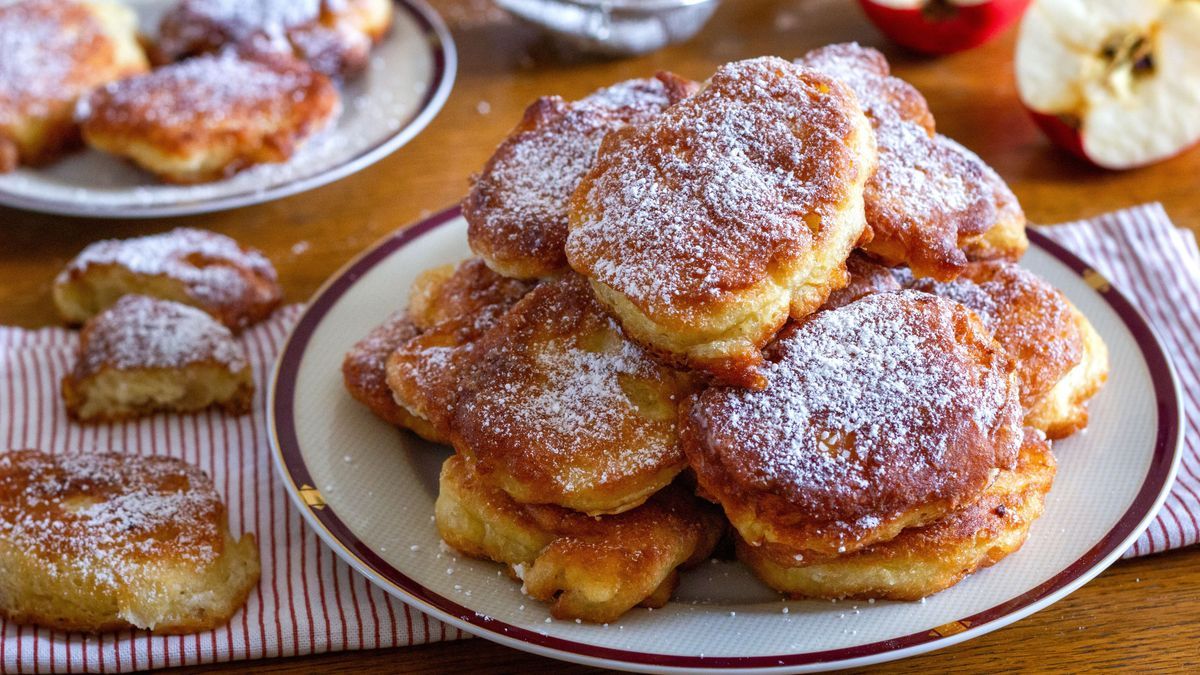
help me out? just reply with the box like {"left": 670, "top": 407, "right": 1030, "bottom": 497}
{"left": 343, "top": 44, "right": 1109, "bottom": 623}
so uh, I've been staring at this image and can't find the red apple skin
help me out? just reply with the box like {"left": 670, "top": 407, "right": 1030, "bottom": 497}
{"left": 1026, "top": 109, "right": 1092, "bottom": 165}
{"left": 857, "top": 0, "right": 1032, "bottom": 55}
{"left": 1027, "top": 108, "right": 1200, "bottom": 170}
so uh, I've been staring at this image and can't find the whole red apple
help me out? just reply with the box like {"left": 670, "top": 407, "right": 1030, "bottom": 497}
{"left": 857, "top": 0, "right": 1032, "bottom": 55}
{"left": 1015, "top": 0, "right": 1200, "bottom": 170}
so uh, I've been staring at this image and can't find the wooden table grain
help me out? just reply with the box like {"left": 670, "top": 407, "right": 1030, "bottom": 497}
{"left": 3, "top": 0, "right": 1199, "bottom": 671}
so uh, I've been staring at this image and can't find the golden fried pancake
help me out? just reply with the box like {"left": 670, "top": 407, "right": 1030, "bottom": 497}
{"left": 0, "top": 450, "right": 259, "bottom": 633}
{"left": 343, "top": 259, "right": 532, "bottom": 439}
{"left": 823, "top": 253, "right": 900, "bottom": 309}
{"left": 961, "top": 159, "right": 1030, "bottom": 263}
{"left": 405, "top": 258, "right": 535, "bottom": 332}
{"left": 62, "top": 295, "right": 254, "bottom": 423}
{"left": 798, "top": 43, "right": 1027, "bottom": 280}
{"left": 908, "top": 261, "right": 1084, "bottom": 415}
{"left": 385, "top": 317, "right": 475, "bottom": 441}
{"left": 682, "top": 291, "right": 1023, "bottom": 562}
{"left": 79, "top": 50, "right": 340, "bottom": 184}
{"left": 0, "top": 0, "right": 147, "bottom": 172}
{"left": 393, "top": 274, "right": 694, "bottom": 515}
{"left": 566, "top": 57, "right": 876, "bottom": 388}
{"left": 54, "top": 227, "right": 282, "bottom": 331}
{"left": 435, "top": 455, "right": 723, "bottom": 623}
{"left": 157, "top": 0, "right": 393, "bottom": 78}
{"left": 738, "top": 428, "right": 1055, "bottom": 600}
{"left": 341, "top": 311, "right": 436, "bottom": 434}
{"left": 465, "top": 74, "right": 698, "bottom": 279}
{"left": 1025, "top": 302, "right": 1109, "bottom": 439}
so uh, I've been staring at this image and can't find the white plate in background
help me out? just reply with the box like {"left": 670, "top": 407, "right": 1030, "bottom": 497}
{"left": 0, "top": 0, "right": 455, "bottom": 218}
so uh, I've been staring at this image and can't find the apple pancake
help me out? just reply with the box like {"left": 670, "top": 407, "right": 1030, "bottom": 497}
{"left": 54, "top": 227, "right": 282, "bottom": 332}
{"left": 682, "top": 290, "right": 1023, "bottom": 564}
{"left": 465, "top": 74, "right": 698, "bottom": 279}
{"left": 435, "top": 455, "right": 723, "bottom": 623}
{"left": 566, "top": 57, "right": 877, "bottom": 387}
{"left": 79, "top": 50, "right": 340, "bottom": 184}
{"left": 62, "top": 295, "right": 254, "bottom": 423}
{"left": 0, "top": 450, "right": 259, "bottom": 633}
{"left": 798, "top": 43, "right": 1028, "bottom": 280}
{"left": 738, "top": 428, "right": 1055, "bottom": 600}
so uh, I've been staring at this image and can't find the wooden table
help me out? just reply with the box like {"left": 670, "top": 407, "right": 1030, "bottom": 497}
{"left": 3, "top": 0, "right": 1199, "bottom": 671}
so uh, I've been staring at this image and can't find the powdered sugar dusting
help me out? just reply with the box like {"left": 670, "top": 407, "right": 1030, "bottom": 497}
{"left": 453, "top": 277, "right": 685, "bottom": 495}
{"left": 159, "top": 0, "right": 323, "bottom": 58}
{"left": 0, "top": 1, "right": 108, "bottom": 119}
{"left": 871, "top": 122, "right": 980, "bottom": 224}
{"left": 174, "top": 0, "right": 322, "bottom": 38}
{"left": 81, "top": 51, "right": 321, "bottom": 129}
{"left": 908, "top": 262, "right": 1083, "bottom": 405}
{"left": 907, "top": 274, "right": 1000, "bottom": 332}
{"left": 690, "top": 291, "right": 1018, "bottom": 515}
{"left": 565, "top": 57, "right": 862, "bottom": 316}
{"left": 77, "top": 295, "right": 247, "bottom": 375}
{"left": 798, "top": 43, "right": 996, "bottom": 272}
{"left": 59, "top": 227, "right": 277, "bottom": 310}
{"left": 465, "top": 76, "right": 686, "bottom": 271}
{"left": 0, "top": 451, "right": 223, "bottom": 588}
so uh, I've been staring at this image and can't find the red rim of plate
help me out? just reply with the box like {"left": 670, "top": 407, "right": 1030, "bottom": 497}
{"left": 269, "top": 206, "right": 1183, "bottom": 672}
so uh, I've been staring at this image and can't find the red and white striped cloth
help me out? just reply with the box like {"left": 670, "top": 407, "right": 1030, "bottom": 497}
{"left": 1045, "top": 203, "right": 1200, "bottom": 556}
{"left": 0, "top": 203, "right": 1196, "bottom": 672}
{"left": 0, "top": 305, "right": 464, "bottom": 674}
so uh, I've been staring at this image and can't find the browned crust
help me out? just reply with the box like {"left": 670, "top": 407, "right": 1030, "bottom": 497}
{"left": 436, "top": 455, "right": 724, "bottom": 623}
{"left": 350, "top": 258, "right": 532, "bottom": 438}
{"left": 464, "top": 73, "right": 698, "bottom": 279}
{"left": 681, "top": 292, "right": 1023, "bottom": 561}
{"left": 445, "top": 275, "right": 695, "bottom": 515}
{"left": 908, "top": 260, "right": 1083, "bottom": 409}
{"left": 342, "top": 312, "right": 424, "bottom": 425}
{"left": 737, "top": 428, "right": 1055, "bottom": 600}
{"left": 79, "top": 51, "right": 339, "bottom": 184}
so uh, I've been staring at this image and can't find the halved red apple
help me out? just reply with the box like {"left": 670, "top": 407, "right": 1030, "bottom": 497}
{"left": 857, "top": 0, "right": 1031, "bottom": 55}
{"left": 1016, "top": 0, "right": 1200, "bottom": 169}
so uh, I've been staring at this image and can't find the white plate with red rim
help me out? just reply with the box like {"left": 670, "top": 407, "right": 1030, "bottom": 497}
{"left": 0, "top": 0, "right": 455, "bottom": 219}
{"left": 269, "top": 207, "right": 1182, "bottom": 673}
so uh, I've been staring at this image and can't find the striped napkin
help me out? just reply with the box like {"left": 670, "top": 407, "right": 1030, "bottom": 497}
{"left": 0, "top": 203, "right": 1196, "bottom": 672}
{"left": 1043, "top": 203, "right": 1200, "bottom": 556}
